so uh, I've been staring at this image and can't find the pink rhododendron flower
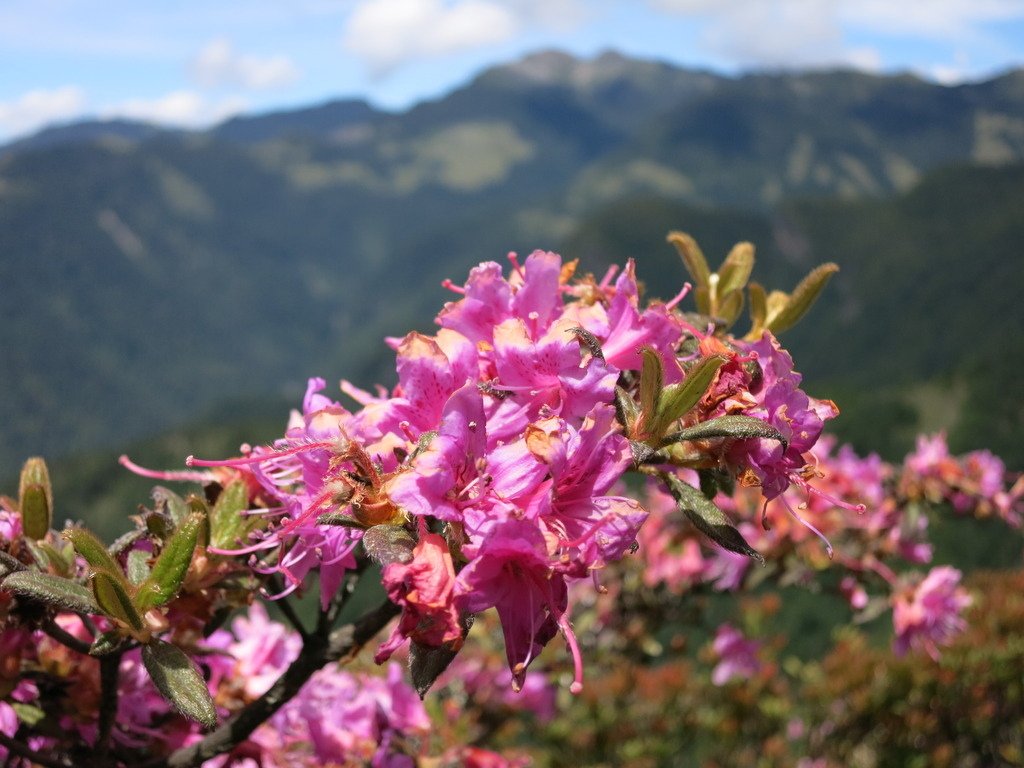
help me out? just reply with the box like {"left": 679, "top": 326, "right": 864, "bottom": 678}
{"left": 892, "top": 566, "right": 972, "bottom": 660}
{"left": 375, "top": 524, "right": 463, "bottom": 663}
{"left": 711, "top": 623, "right": 762, "bottom": 685}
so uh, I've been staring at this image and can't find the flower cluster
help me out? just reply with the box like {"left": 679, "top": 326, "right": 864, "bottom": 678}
{"left": 185, "top": 248, "right": 844, "bottom": 694}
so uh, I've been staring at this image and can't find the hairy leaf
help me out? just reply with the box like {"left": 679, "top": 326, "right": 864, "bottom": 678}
{"left": 637, "top": 346, "right": 664, "bottom": 438}
{"left": 209, "top": 479, "right": 249, "bottom": 550}
{"left": 92, "top": 570, "right": 144, "bottom": 631}
{"left": 409, "top": 614, "right": 474, "bottom": 698}
{"left": 142, "top": 640, "right": 217, "bottom": 728}
{"left": 668, "top": 231, "right": 711, "bottom": 310}
{"left": 18, "top": 457, "right": 52, "bottom": 540}
{"left": 716, "top": 241, "right": 755, "bottom": 298}
{"left": 652, "top": 355, "right": 727, "bottom": 437}
{"left": 2, "top": 570, "right": 99, "bottom": 613}
{"left": 135, "top": 512, "right": 202, "bottom": 612}
{"left": 362, "top": 525, "right": 415, "bottom": 567}
{"left": 663, "top": 414, "right": 787, "bottom": 451}
{"left": 769, "top": 263, "right": 839, "bottom": 334}
{"left": 62, "top": 528, "right": 126, "bottom": 584}
{"left": 661, "top": 473, "right": 764, "bottom": 565}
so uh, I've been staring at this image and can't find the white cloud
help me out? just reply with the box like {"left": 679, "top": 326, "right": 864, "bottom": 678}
{"left": 647, "top": 0, "right": 1024, "bottom": 71}
{"left": 0, "top": 86, "right": 87, "bottom": 138}
{"left": 342, "top": 0, "right": 522, "bottom": 75}
{"left": 103, "top": 90, "right": 247, "bottom": 128}
{"left": 839, "top": 0, "right": 1024, "bottom": 38}
{"left": 191, "top": 38, "right": 300, "bottom": 90}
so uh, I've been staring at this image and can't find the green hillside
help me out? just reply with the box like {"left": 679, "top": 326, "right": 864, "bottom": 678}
{"left": 2, "top": 49, "right": 1023, "bottom": 483}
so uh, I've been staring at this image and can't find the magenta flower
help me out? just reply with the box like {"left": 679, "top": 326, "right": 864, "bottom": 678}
{"left": 711, "top": 623, "right": 762, "bottom": 685}
{"left": 455, "top": 520, "right": 573, "bottom": 691}
{"left": 728, "top": 332, "right": 838, "bottom": 499}
{"left": 892, "top": 566, "right": 972, "bottom": 660}
{"left": 375, "top": 526, "right": 463, "bottom": 663}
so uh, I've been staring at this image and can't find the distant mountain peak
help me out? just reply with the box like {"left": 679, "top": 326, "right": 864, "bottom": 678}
{"left": 484, "top": 48, "right": 680, "bottom": 90}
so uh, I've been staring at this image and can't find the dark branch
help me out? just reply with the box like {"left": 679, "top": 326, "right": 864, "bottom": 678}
{"left": 145, "top": 598, "right": 399, "bottom": 768}
{"left": 0, "top": 732, "right": 72, "bottom": 768}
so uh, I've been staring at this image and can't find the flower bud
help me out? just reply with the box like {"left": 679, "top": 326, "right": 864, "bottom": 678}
{"left": 18, "top": 457, "right": 52, "bottom": 540}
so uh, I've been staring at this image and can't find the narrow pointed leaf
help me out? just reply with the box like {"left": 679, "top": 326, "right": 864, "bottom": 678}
{"left": 769, "top": 263, "right": 839, "bottom": 335}
{"left": 92, "top": 570, "right": 144, "bottom": 631}
{"left": 0, "top": 551, "right": 23, "bottom": 577}
{"left": 135, "top": 512, "right": 202, "bottom": 612}
{"left": 316, "top": 513, "right": 363, "bottom": 528}
{"left": 142, "top": 640, "right": 217, "bottom": 728}
{"left": 2, "top": 570, "right": 99, "bottom": 613}
{"left": 152, "top": 487, "right": 189, "bottom": 526}
{"left": 126, "top": 549, "right": 151, "bottom": 586}
{"left": 716, "top": 242, "right": 755, "bottom": 298}
{"left": 362, "top": 525, "right": 415, "bottom": 567}
{"left": 668, "top": 231, "right": 711, "bottom": 304}
{"left": 409, "top": 614, "right": 474, "bottom": 698}
{"left": 62, "top": 528, "right": 127, "bottom": 584}
{"left": 89, "top": 630, "right": 127, "bottom": 657}
{"left": 652, "top": 355, "right": 728, "bottom": 437}
{"left": 717, "top": 288, "right": 745, "bottom": 327}
{"left": 745, "top": 282, "right": 768, "bottom": 340}
{"left": 614, "top": 385, "right": 640, "bottom": 434}
{"left": 24, "top": 539, "right": 52, "bottom": 571}
{"left": 19, "top": 458, "right": 52, "bottom": 540}
{"left": 37, "top": 542, "right": 74, "bottom": 577}
{"left": 185, "top": 496, "right": 211, "bottom": 548}
{"left": 11, "top": 703, "right": 45, "bottom": 726}
{"left": 661, "top": 473, "right": 764, "bottom": 565}
{"left": 663, "top": 414, "right": 788, "bottom": 451}
{"left": 637, "top": 346, "right": 664, "bottom": 438}
{"left": 209, "top": 479, "right": 249, "bottom": 550}
{"left": 629, "top": 440, "right": 656, "bottom": 466}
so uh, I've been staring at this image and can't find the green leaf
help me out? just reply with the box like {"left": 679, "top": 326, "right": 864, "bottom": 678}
{"left": 11, "top": 702, "right": 45, "bottom": 726}
{"left": 92, "top": 570, "right": 144, "bottom": 631}
{"left": 409, "top": 613, "right": 474, "bottom": 698}
{"left": 663, "top": 414, "right": 788, "bottom": 451}
{"left": 2, "top": 570, "right": 99, "bottom": 613}
{"left": 135, "top": 512, "right": 202, "bottom": 613}
{"left": 185, "top": 496, "right": 211, "bottom": 548}
{"left": 210, "top": 479, "right": 249, "bottom": 550}
{"left": 361, "top": 524, "right": 416, "bottom": 567}
{"left": 89, "top": 630, "right": 127, "bottom": 657}
{"left": 614, "top": 385, "right": 640, "bottom": 434}
{"left": 745, "top": 282, "right": 768, "bottom": 340}
{"left": 126, "top": 549, "right": 151, "bottom": 585}
{"left": 768, "top": 263, "right": 839, "bottom": 335}
{"left": 652, "top": 355, "right": 728, "bottom": 437}
{"left": 661, "top": 473, "right": 764, "bottom": 565}
{"left": 715, "top": 242, "right": 755, "bottom": 298}
{"left": 668, "top": 231, "right": 711, "bottom": 311}
{"left": 717, "top": 288, "right": 745, "bottom": 327}
{"left": 142, "top": 640, "right": 217, "bottom": 728}
{"left": 19, "top": 457, "right": 52, "bottom": 540}
{"left": 152, "top": 486, "right": 189, "bottom": 526}
{"left": 0, "top": 551, "right": 23, "bottom": 577}
{"left": 62, "top": 528, "right": 126, "bottom": 583}
{"left": 637, "top": 346, "right": 664, "bottom": 438}
{"left": 316, "top": 513, "right": 363, "bottom": 527}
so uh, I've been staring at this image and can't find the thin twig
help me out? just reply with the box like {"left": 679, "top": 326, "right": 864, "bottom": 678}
{"left": 41, "top": 618, "right": 92, "bottom": 656}
{"left": 144, "top": 597, "right": 399, "bottom": 768}
{"left": 0, "top": 731, "right": 72, "bottom": 768}
{"left": 96, "top": 652, "right": 122, "bottom": 759}
{"left": 271, "top": 587, "right": 310, "bottom": 640}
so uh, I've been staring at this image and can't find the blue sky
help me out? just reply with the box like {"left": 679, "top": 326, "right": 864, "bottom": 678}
{"left": 1, "top": 0, "right": 1023, "bottom": 143}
